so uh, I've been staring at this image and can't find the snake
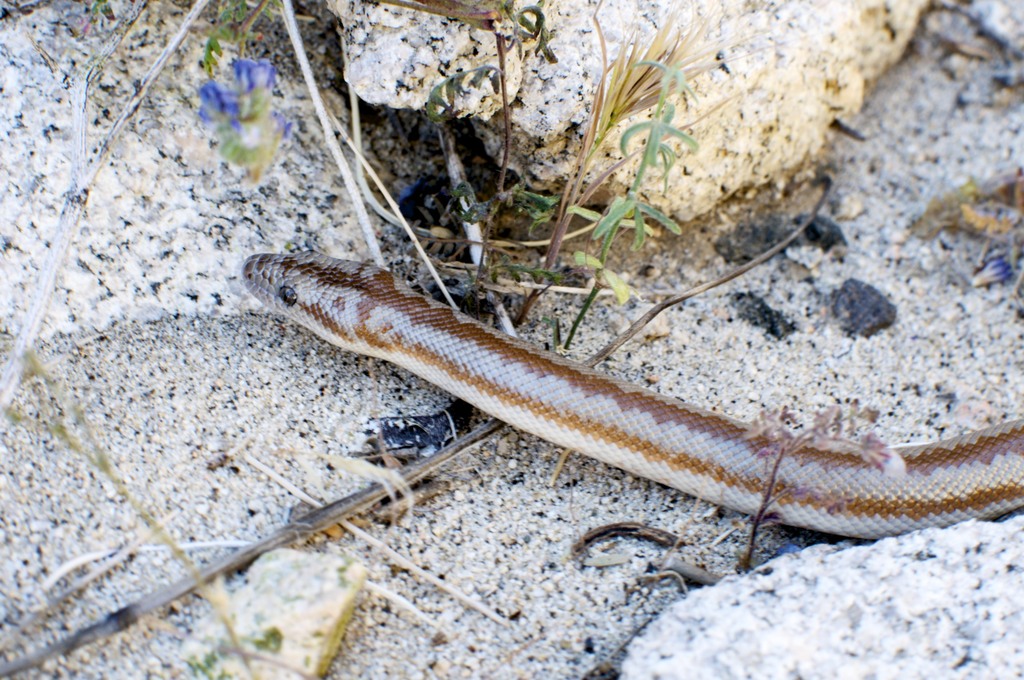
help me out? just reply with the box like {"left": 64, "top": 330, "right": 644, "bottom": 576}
{"left": 242, "top": 251, "right": 1024, "bottom": 539}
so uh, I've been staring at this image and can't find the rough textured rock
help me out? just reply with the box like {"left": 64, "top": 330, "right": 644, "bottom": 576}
{"left": 332, "top": 0, "right": 930, "bottom": 220}
{"left": 182, "top": 550, "right": 367, "bottom": 678}
{"left": 623, "top": 516, "right": 1024, "bottom": 680}
{"left": 1, "top": 9, "right": 362, "bottom": 339}
{"left": 831, "top": 278, "right": 898, "bottom": 337}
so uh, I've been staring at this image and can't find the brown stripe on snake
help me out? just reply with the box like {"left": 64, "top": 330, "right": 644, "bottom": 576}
{"left": 242, "top": 252, "right": 1024, "bottom": 538}
{"left": 290, "top": 256, "right": 1021, "bottom": 478}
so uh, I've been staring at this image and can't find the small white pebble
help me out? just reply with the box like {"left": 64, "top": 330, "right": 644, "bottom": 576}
{"left": 835, "top": 194, "right": 865, "bottom": 220}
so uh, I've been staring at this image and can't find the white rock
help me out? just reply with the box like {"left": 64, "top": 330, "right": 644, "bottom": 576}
{"left": 835, "top": 193, "right": 866, "bottom": 221}
{"left": 622, "top": 516, "right": 1024, "bottom": 679}
{"left": 1, "top": 15, "right": 361, "bottom": 340}
{"left": 181, "top": 549, "right": 367, "bottom": 678}
{"left": 332, "top": 0, "right": 929, "bottom": 220}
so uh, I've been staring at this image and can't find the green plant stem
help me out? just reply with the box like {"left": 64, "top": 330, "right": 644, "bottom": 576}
{"left": 588, "top": 177, "right": 832, "bottom": 365}
{"left": 562, "top": 284, "right": 600, "bottom": 349}
{"left": 237, "top": 0, "right": 275, "bottom": 43}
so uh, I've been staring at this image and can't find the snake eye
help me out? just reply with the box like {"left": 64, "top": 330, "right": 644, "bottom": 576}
{"left": 278, "top": 285, "right": 298, "bottom": 307}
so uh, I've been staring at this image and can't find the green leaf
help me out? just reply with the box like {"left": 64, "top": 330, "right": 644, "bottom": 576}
{"left": 593, "top": 196, "right": 635, "bottom": 241}
{"left": 601, "top": 269, "right": 632, "bottom": 304}
{"left": 202, "top": 37, "right": 223, "bottom": 77}
{"left": 512, "top": 187, "right": 560, "bottom": 231}
{"left": 516, "top": 5, "right": 558, "bottom": 63}
{"left": 574, "top": 251, "right": 603, "bottom": 269}
{"left": 567, "top": 205, "right": 604, "bottom": 222}
{"left": 425, "top": 66, "right": 500, "bottom": 122}
{"left": 637, "top": 202, "right": 681, "bottom": 234}
{"left": 619, "top": 121, "right": 652, "bottom": 155}
{"left": 661, "top": 125, "right": 698, "bottom": 151}
{"left": 636, "top": 59, "right": 696, "bottom": 103}
{"left": 656, "top": 145, "right": 677, "bottom": 191}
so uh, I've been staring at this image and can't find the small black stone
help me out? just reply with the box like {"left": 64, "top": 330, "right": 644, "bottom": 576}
{"left": 714, "top": 214, "right": 848, "bottom": 264}
{"left": 831, "top": 279, "right": 897, "bottom": 337}
{"left": 731, "top": 292, "right": 796, "bottom": 339}
{"left": 798, "top": 213, "right": 847, "bottom": 251}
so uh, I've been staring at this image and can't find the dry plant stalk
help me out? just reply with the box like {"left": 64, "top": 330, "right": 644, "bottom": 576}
{"left": 544, "top": 6, "right": 724, "bottom": 272}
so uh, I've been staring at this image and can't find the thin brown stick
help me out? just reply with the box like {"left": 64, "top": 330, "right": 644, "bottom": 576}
{"left": 494, "top": 32, "right": 511, "bottom": 195}
{"left": 0, "top": 420, "right": 505, "bottom": 677}
{"left": 236, "top": 0, "right": 276, "bottom": 43}
{"left": 738, "top": 438, "right": 790, "bottom": 571}
{"left": 588, "top": 177, "right": 832, "bottom": 366}
{"left": 648, "top": 558, "right": 721, "bottom": 586}
{"left": 515, "top": 2, "right": 612, "bottom": 326}
{"left": 570, "top": 521, "right": 679, "bottom": 559}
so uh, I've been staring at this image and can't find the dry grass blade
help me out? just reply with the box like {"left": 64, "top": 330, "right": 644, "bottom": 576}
{"left": 278, "top": 0, "right": 384, "bottom": 266}
{"left": 363, "top": 580, "right": 443, "bottom": 631}
{"left": 341, "top": 520, "right": 508, "bottom": 627}
{"left": 592, "top": 8, "right": 720, "bottom": 154}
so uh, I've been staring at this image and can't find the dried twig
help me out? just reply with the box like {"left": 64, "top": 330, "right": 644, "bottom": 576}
{"left": 570, "top": 521, "right": 679, "bottom": 559}
{"left": 648, "top": 557, "right": 721, "bottom": 587}
{"left": 0, "top": 420, "right": 504, "bottom": 676}
{"left": 588, "top": 177, "right": 832, "bottom": 365}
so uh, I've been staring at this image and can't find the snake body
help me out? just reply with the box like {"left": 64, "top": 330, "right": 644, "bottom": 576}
{"left": 242, "top": 252, "right": 1024, "bottom": 539}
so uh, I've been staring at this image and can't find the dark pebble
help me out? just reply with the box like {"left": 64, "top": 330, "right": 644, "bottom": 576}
{"left": 831, "top": 279, "right": 897, "bottom": 337}
{"left": 731, "top": 292, "right": 796, "bottom": 339}
{"left": 715, "top": 213, "right": 848, "bottom": 264}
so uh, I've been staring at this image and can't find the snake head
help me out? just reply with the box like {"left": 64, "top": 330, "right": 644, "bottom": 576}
{"left": 242, "top": 252, "right": 389, "bottom": 347}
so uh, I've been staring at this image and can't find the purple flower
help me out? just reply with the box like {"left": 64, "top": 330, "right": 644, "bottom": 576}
{"left": 774, "top": 543, "right": 802, "bottom": 557}
{"left": 972, "top": 256, "right": 1014, "bottom": 287}
{"left": 234, "top": 58, "right": 276, "bottom": 93}
{"left": 197, "top": 59, "right": 289, "bottom": 180}
{"left": 198, "top": 81, "right": 240, "bottom": 123}
{"left": 272, "top": 112, "right": 293, "bottom": 140}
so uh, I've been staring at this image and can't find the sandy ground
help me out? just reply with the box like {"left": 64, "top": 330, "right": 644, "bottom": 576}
{"left": 2, "top": 1, "right": 1023, "bottom": 678}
